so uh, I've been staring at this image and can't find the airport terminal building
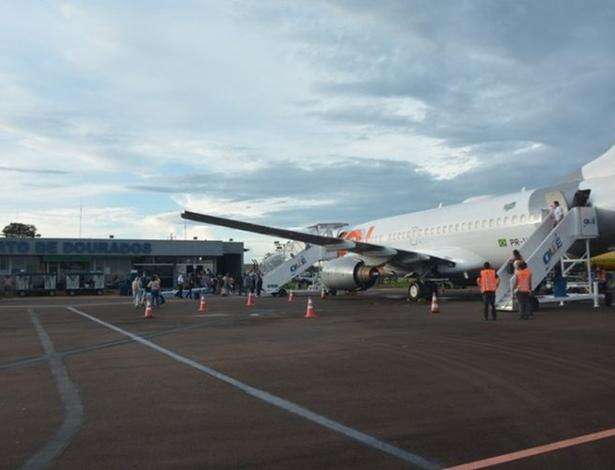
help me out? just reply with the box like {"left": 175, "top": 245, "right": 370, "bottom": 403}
{"left": 0, "top": 237, "right": 244, "bottom": 288}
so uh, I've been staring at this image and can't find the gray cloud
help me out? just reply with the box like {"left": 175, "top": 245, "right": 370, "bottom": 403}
{"left": 252, "top": 1, "right": 615, "bottom": 165}
{"left": 0, "top": 165, "right": 71, "bottom": 175}
{"left": 132, "top": 153, "right": 564, "bottom": 227}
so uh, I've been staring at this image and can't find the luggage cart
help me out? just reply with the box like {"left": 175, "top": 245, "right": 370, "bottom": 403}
{"left": 65, "top": 272, "right": 105, "bottom": 296}
{"left": 15, "top": 273, "right": 57, "bottom": 296}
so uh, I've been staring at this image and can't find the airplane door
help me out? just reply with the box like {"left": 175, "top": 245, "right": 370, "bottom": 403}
{"left": 544, "top": 190, "right": 568, "bottom": 210}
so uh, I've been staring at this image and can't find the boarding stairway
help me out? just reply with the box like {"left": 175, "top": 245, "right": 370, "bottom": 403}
{"left": 262, "top": 244, "right": 329, "bottom": 295}
{"left": 260, "top": 223, "right": 346, "bottom": 295}
{"left": 495, "top": 206, "right": 599, "bottom": 310}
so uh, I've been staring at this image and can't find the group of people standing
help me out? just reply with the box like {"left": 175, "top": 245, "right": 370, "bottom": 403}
{"left": 175, "top": 269, "right": 264, "bottom": 299}
{"left": 131, "top": 274, "right": 162, "bottom": 308}
{"left": 476, "top": 251, "right": 534, "bottom": 321}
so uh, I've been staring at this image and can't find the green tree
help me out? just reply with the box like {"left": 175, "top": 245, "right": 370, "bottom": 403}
{"left": 2, "top": 222, "right": 37, "bottom": 238}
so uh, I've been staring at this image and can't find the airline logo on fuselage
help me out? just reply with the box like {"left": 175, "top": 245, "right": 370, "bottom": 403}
{"left": 341, "top": 226, "right": 375, "bottom": 243}
{"left": 337, "top": 226, "right": 375, "bottom": 256}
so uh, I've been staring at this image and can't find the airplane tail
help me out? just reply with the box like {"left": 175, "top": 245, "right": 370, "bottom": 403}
{"left": 578, "top": 144, "right": 615, "bottom": 180}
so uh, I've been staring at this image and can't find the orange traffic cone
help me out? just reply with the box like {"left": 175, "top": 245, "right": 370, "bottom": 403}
{"left": 288, "top": 290, "right": 295, "bottom": 302}
{"left": 198, "top": 295, "right": 207, "bottom": 314}
{"left": 304, "top": 297, "right": 317, "bottom": 319}
{"left": 320, "top": 289, "right": 326, "bottom": 299}
{"left": 430, "top": 291, "right": 440, "bottom": 314}
{"left": 246, "top": 292, "right": 256, "bottom": 307}
{"left": 144, "top": 300, "right": 153, "bottom": 319}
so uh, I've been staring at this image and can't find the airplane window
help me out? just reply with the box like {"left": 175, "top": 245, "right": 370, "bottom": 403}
{"left": 520, "top": 215, "right": 526, "bottom": 224}
{"left": 436, "top": 227, "right": 441, "bottom": 235}
{"left": 455, "top": 223, "right": 459, "bottom": 232}
{"left": 482, "top": 220, "right": 487, "bottom": 228}
{"left": 489, "top": 219, "right": 494, "bottom": 228}
{"left": 448, "top": 224, "right": 453, "bottom": 232}
{"left": 503, "top": 216, "right": 509, "bottom": 226}
{"left": 442, "top": 226, "right": 447, "bottom": 234}
{"left": 512, "top": 215, "right": 518, "bottom": 224}
{"left": 474, "top": 221, "right": 479, "bottom": 230}
{"left": 430, "top": 228, "right": 434, "bottom": 236}
{"left": 461, "top": 222, "right": 466, "bottom": 231}
{"left": 496, "top": 218, "right": 501, "bottom": 226}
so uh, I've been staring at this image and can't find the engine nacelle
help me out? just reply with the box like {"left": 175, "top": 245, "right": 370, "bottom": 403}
{"left": 321, "top": 257, "right": 379, "bottom": 291}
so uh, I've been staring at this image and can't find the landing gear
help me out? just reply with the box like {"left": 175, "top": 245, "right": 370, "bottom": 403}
{"left": 408, "top": 281, "right": 435, "bottom": 301}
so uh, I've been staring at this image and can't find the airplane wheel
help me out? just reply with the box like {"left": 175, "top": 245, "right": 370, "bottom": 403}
{"left": 408, "top": 282, "right": 423, "bottom": 301}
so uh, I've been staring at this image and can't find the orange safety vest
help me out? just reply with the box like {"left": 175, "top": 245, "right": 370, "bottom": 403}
{"left": 516, "top": 268, "right": 532, "bottom": 292}
{"left": 477, "top": 269, "right": 499, "bottom": 293}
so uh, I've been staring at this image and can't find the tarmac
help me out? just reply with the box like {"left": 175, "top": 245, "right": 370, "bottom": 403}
{"left": 1, "top": 290, "right": 615, "bottom": 469}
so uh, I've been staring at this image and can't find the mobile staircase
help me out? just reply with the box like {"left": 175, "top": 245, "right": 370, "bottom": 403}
{"left": 261, "top": 223, "right": 346, "bottom": 295}
{"left": 495, "top": 206, "right": 599, "bottom": 310}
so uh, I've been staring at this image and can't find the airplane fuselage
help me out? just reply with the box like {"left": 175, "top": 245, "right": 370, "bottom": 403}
{"left": 346, "top": 175, "right": 615, "bottom": 274}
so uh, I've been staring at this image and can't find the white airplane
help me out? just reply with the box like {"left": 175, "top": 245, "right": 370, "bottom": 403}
{"left": 182, "top": 145, "right": 615, "bottom": 299}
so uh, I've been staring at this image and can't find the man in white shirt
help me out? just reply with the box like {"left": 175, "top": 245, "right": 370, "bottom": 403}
{"left": 131, "top": 276, "right": 142, "bottom": 308}
{"left": 551, "top": 200, "right": 564, "bottom": 227}
{"left": 176, "top": 273, "right": 184, "bottom": 298}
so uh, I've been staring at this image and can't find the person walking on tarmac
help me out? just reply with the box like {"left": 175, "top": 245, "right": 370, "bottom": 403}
{"left": 477, "top": 262, "right": 500, "bottom": 320}
{"left": 175, "top": 273, "right": 184, "bottom": 298}
{"left": 514, "top": 261, "right": 533, "bottom": 320}
{"left": 131, "top": 276, "right": 142, "bottom": 308}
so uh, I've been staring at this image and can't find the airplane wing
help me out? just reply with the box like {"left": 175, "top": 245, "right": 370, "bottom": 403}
{"left": 181, "top": 210, "right": 457, "bottom": 265}
{"left": 181, "top": 211, "right": 395, "bottom": 255}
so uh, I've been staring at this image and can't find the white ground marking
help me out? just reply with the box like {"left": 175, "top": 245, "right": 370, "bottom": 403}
{"left": 67, "top": 306, "right": 439, "bottom": 469}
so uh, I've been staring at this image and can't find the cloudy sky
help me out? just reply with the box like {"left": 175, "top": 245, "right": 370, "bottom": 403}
{"left": 1, "top": 1, "right": 614, "bottom": 259}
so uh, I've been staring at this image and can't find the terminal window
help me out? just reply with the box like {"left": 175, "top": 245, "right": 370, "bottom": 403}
{"left": 0, "top": 256, "right": 8, "bottom": 273}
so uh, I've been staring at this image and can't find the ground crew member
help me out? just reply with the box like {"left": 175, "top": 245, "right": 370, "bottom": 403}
{"left": 514, "top": 261, "right": 533, "bottom": 320}
{"left": 477, "top": 262, "right": 500, "bottom": 320}
{"left": 596, "top": 267, "right": 609, "bottom": 294}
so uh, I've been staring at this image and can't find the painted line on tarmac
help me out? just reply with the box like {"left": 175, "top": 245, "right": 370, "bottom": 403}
{"left": 1, "top": 317, "right": 234, "bottom": 371}
{"left": 21, "top": 310, "right": 84, "bottom": 470}
{"left": 0, "top": 355, "right": 48, "bottom": 371}
{"left": 67, "top": 306, "right": 440, "bottom": 470}
{"left": 0, "top": 301, "right": 132, "bottom": 309}
{"left": 446, "top": 427, "right": 615, "bottom": 469}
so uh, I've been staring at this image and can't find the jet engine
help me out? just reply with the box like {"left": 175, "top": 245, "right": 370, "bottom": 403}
{"left": 320, "top": 257, "right": 380, "bottom": 291}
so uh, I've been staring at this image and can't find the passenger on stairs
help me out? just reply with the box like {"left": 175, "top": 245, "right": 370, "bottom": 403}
{"left": 507, "top": 250, "right": 524, "bottom": 274}
{"left": 549, "top": 201, "right": 565, "bottom": 227}
{"left": 514, "top": 262, "right": 533, "bottom": 320}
